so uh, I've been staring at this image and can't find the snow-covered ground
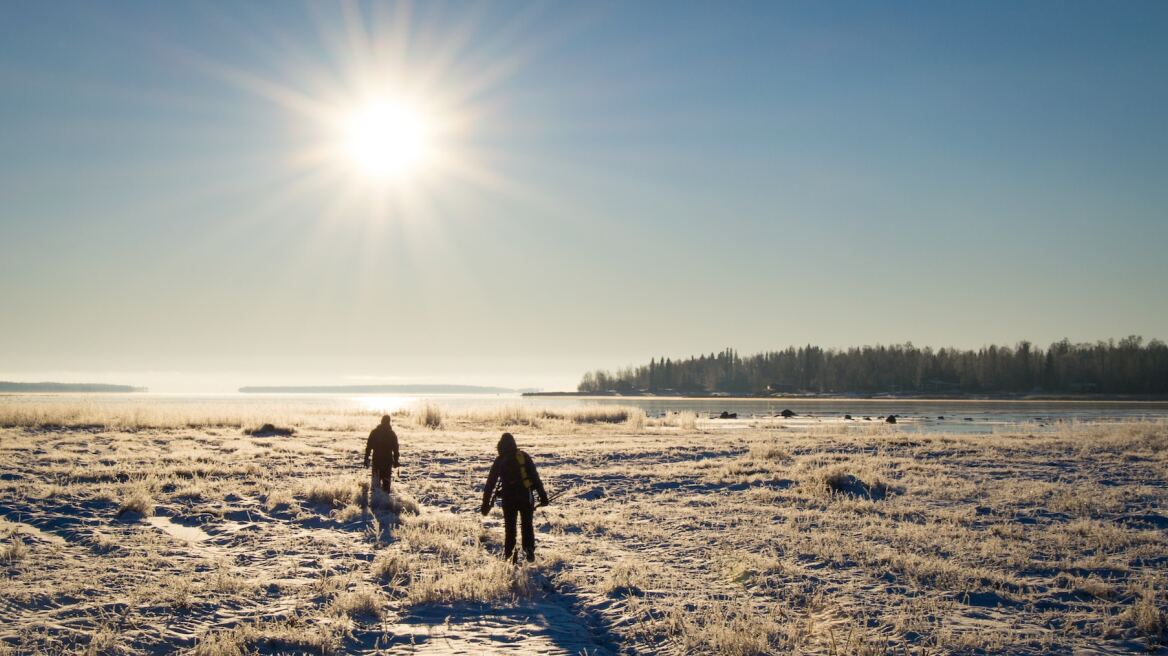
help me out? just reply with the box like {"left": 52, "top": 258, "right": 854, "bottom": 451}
{"left": 1, "top": 406, "right": 1166, "bottom": 654}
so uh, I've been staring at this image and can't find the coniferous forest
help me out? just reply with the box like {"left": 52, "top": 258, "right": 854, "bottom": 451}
{"left": 576, "top": 337, "right": 1168, "bottom": 396}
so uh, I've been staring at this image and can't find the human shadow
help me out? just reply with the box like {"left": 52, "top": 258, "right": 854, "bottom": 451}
{"left": 361, "top": 582, "right": 620, "bottom": 655}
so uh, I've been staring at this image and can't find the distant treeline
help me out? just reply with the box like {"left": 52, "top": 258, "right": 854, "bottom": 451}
{"left": 0, "top": 382, "right": 145, "bottom": 393}
{"left": 577, "top": 337, "right": 1168, "bottom": 396}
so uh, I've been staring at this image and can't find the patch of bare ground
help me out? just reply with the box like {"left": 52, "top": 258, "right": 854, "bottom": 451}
{"left": 0, "top": 403, "right": 1166, "bottom": 654}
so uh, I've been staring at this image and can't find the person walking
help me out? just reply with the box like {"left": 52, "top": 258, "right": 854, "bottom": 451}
{"left": 364, "top": 415, "right": 400, "bottom": 493}
{"left": 481, "top": 432, "right": 549, "bottom": 562}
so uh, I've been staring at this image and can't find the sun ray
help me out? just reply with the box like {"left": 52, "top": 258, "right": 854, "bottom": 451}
{"left": 141, "top": 0, "right": 575, "bottom": 322}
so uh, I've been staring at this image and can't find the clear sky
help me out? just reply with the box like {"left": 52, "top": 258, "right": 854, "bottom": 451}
{"left": 1, "top": 1, "right": 1166, "bottom": 392}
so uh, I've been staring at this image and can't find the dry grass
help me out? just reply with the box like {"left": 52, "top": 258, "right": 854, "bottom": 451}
{"left": 625, "top": 407, "right": 646, "bottom": 431}
{"left": 0, "top": 398, "right": 380, "bottom": 431}
{"left": 415, "top": 402, "right": 443, "bottom": 430}
{"left": 0, "top": 538, "right": 29, "bottom": 564}
{"left": 116, "top": 481, "right": 155, "bottom": 517}
{"left": 1128, "top": 580, "right": 1166, "bottom": 648}
{"left": 602, "top": 558, "right": 648, "bottom": 597}
{"left": 263, "top": 487, "right": 294, "bottom": 512}
{"left": 554, "top": 405, "right": 640, "bottom": 424}
{"left": 440, "top": 403, "right": 647, "bottom": 428}
{"left": 302, "top": 476, "right": 362, "bottom": 508}
{"left": 797, "top": 460, "right": 891, "bottom": 500}
{"left": 650, "top": 410, "right": 699, "bottom": 430}
{"left": 191, "top": 620, "right": 342, "bottom": 656}
{"left": 661, "top": 599, "right": 793, "bottom": 655}
{"left": 328, "top": 586, "right": 384, "bottom": 619}
{"left": 371, "top": 551, "right": 415, "bottom": 583}
{"left": 243, "top": 423, "right": 295, "bottom": 436}
{"left": 1, "top": 402, "right": 1165, "bottom": 655}
{"left": 469, "top": 404, "right": 544, "bottom": 426}
{"left": 81, "top": 623, "right": 120, "bottom": 656}
{"left": 0, "top": 398, "right": 652, "bottom": 433}
{"left": 748, "top": 440, "right": 791, "bottom": 461}
{"left": 408, "top": 559, "right": 539, "bottom": 605}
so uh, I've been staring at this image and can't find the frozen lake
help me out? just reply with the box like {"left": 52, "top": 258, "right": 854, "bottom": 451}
{"left": 3, "top": 392, "right": 1166, "bottom": 434}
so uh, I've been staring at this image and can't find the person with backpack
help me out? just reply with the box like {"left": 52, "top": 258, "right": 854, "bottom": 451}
{"left": 480, "top": 432, "right": 549, "bottom": 562}
{"left": 364, "top": 415, "right": 400, "bottom": 493}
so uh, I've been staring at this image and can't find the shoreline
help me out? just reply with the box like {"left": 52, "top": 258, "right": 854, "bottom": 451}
{"left": 523, "top": 392, "right": 1168, "bottom": 404}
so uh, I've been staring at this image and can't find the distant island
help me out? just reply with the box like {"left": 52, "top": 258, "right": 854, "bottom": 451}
{"left": 0, "top": 382, "right": 146, "bottom": 393}
{"left": 239, "top": 384, "right": 518, "bottom": 394}
{"left": 554, "top": 336, "right": 1168, "bottom": 398}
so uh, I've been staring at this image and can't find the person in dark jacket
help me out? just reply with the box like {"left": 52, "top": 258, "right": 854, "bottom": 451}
{"left": 364, "top": 415, "right": 400, "bottom": 493}
{"left": 481, "top": 432, "right": 549, "bottom": 562}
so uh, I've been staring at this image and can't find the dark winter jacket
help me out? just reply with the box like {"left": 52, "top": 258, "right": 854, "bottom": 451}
{"left": 482, "top": 446, "right": 548, "bottom": 510}
{"left": 364, "top": 424, "right": 399, "bottom": 468}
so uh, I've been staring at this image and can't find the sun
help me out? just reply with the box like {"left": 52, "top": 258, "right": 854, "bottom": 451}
{"left": 341, "top": 98, "right": 432, "bottom": 180}
{"left": 202, "top": 6, "right": 525, "bottom": 218}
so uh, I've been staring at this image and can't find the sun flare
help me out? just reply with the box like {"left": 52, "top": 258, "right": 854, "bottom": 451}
{"left": 204, "top": 6, "right": 519, "bottom": 220}
{"left": 341, "top": 99, "right": 432, "bottom": 179}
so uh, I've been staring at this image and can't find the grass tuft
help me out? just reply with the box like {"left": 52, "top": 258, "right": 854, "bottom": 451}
{"left": 749, "top": 441, "right": 791, "bottom": 461}
{"left": 329, "top": 586, "right": 383, "bottom": 619}
{"left": 0, "top": 538, "right": 29, "bottom": 564}
{"left": 603, "top": 558, "right": 647, "bottom": 597}
{"left": 1128, "top": 582, "right": 1165, "bottom": 648}
{"left": 302, "top": 476, "right": 362, "bottom": 509}
{"left": 372, "top": 551, "right": 416, "bottom": 583}
{"left": 416, "top": 403, "right": 443, "bottom": 430}
{"left": 803, "top": 463, "right": 891, "bottom": 500}
{"left": 264, "top": 487, "right": 295, "bottom": 512}
{"left": 244, "top": 423, "right": 295, "bottom": 437}
{"left": 117, "top": 484, "right": 155, "bottom": 517}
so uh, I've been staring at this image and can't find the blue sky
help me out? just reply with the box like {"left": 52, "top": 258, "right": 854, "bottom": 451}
{"left": 1, "top": 1, "right": 1165, "bottom": 391}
